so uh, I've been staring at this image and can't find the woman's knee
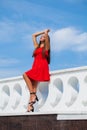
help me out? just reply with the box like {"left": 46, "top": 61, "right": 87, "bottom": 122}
{"left": 23, "top": 73, "right": 26, "bottom": 79}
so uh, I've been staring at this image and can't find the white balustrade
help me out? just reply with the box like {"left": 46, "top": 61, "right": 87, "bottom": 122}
{"left": 0, "top": 66, "right": 87, "bottom": 115}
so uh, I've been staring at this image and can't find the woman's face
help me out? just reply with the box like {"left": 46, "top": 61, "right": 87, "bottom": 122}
{"left": 40, "top": 34, "right": 45, "bottom": 42}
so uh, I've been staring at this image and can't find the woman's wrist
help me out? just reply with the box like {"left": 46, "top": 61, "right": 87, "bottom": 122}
{"left": 44, "top": 29, "right": 50, "bottom": 34}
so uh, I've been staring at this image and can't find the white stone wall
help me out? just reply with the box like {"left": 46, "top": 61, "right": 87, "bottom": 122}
{"left": 0, "top": 66, "right": 87, "bottom": 115}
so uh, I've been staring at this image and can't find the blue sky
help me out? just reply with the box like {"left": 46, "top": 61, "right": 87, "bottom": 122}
{"left": 0, "top": 0, "right": 87, "bottom": 79}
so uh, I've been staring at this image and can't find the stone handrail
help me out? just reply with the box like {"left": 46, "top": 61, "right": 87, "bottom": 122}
{"left": 0, "top": 66, "right": 87, "bottom": 115}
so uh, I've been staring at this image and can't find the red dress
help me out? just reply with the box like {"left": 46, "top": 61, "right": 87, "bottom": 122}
{"left": 25, "top": 47, "right": 50, "bottom": 82}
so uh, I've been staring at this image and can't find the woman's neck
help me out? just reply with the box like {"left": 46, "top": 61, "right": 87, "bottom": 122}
{"left": 40, "top": 42, "right": 45, "bottom": 48}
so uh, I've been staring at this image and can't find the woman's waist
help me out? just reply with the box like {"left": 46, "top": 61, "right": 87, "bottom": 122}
{"left": 34, "top": 57, "right": 48, "bottom": 63}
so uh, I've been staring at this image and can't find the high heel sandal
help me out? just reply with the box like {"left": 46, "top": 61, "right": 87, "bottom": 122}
{"left": 30, "top": 92, "right": 39, "bottom": 104}
{"left": 27, "top": 92, "right": 39, "bottom": 112}
{"left": 27, "top": 102, "right": 34, "bottom": 112}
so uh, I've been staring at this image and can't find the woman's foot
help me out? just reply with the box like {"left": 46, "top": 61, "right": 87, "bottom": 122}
{"left": 27, "top": 92, "right": 39, "bottom": 112}
{"left": 27, "top": 102, "right": 34, "bottom": 112}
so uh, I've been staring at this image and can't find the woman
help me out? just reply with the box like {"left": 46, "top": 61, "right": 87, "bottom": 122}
{"left": 23, "top": 29, "right": 50, "bottom": 112}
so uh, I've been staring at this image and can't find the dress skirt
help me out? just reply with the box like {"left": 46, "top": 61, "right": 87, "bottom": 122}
{"left": 25, "top": 47, "right": 50, "bottom": 82}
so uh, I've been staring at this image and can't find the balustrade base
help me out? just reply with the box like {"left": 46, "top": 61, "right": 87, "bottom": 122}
{"left": 1, "top": 114, "right": 87, "bottom": 130}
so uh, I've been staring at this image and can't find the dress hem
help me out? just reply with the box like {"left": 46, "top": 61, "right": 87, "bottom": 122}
{"left": 26, "top": 74, "right": 50, "bottom": 82}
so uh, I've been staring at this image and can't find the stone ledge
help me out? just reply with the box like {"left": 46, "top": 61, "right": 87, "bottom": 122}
{"left": 57, "top": 114, "right": 87, "bottom": 120}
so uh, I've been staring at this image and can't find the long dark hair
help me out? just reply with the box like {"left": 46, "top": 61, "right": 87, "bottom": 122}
{"left": 32, "top": 35, "right": 51, "bottom": 64}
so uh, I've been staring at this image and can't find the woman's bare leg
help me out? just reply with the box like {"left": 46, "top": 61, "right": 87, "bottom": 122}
{"left": 29, "top": 80, "right": 38, "bottom": 102}
{"left": 23, "top": 73, "right": 34, "bottom": 93}
{"left": 23, "top": 73, "right": 38, "bottom": 102}
{"left": 27, "top": 81, "right": 38, "bottom": 112}
{"left": 32, "top": 80, "right": 38, "bottom": 93}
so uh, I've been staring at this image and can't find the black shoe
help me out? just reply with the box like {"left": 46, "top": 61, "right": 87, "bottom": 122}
{"left": 30, "top": 92, "right": 39, "bottom": 104}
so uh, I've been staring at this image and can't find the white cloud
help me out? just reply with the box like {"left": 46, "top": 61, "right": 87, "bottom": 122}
{"left": 51, "top": 27, "right": 87, "bottom": 52}
{"left": 0, "top": 57, "right": 21, "bottom": 79}
{"left": 0, "top": 0, "right": 66, "bottom": 25}
{"left": 0, "top": 19, "right": 52, "bottom": 53}
{"left": 0, "top": 69, "right": 21, "bottom": 79}
{"left": 0, "top": 21, "right": 15, "bottom": 43}
{"left": 0, "top": 20, "right": 48, "bottom": 50}
{"left": 0, "top": 20, "right": 35, "bottom": 46}
{"left": 0, "top": 57, "right": 22, "bottom": 79}
{"left": 0, "top": 57, "right": 19, "bottom": 67}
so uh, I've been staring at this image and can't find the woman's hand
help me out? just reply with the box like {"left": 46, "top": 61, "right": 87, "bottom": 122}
{"left": 44, "top": 29, "right": 50, "bottom": 34}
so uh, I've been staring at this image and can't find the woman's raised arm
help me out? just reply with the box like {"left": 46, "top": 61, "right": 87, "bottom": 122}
{"left": 32, "top": 29, "right": 50, "bottom": 49}
{"left": 32, "top": 31, "right": 45, "bottom": 48}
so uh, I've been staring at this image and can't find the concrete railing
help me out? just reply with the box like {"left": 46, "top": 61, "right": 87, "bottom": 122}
{"left": 1, "top": 66, "right": 87, "bottom": 115}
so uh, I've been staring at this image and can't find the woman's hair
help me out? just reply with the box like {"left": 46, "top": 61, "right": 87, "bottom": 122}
{"left": 32, "top": 35, "right": 51, "bottom": 64}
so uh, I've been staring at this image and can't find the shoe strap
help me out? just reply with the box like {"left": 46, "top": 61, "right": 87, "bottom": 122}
{"left": 28, "top": 102, "right": 33, "bottom": 105}
{"left": 30, "top": 92, "right": 36, "bottom": 95}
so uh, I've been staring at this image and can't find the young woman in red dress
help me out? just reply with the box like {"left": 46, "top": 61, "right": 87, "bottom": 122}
{"left": 23, "top": 29, "right": 50, "bottom": 112}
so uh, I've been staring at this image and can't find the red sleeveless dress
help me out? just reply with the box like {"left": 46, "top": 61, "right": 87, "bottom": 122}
{"left": 25, "top": 47, "right": 50, "bottom": 82}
